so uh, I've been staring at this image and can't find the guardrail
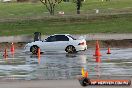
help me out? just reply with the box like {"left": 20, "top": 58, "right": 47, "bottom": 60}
{"left": 0, "top": 34, "right": 132, "bottom": 43}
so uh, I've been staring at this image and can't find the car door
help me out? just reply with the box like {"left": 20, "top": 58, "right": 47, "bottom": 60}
{"left": 41, "top": 35, "right": 57, "bottom": 51}
{"left": 54, "top": 35, "right": 69, "bottom": 51}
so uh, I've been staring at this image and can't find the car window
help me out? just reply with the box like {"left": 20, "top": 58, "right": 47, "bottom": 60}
{"left": 55, "top": 35, "right": 69, "bottom": 41}
{"left": 45, "top": 36, "right": 56, "bottom": 42}
{"left": 67, "top": 35, "right": 76, "bottom": 40}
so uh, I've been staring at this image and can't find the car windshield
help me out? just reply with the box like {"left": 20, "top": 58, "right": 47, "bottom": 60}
{"left": 45, "top": 36, "right": 56, "bottom": 42}
{"left": 67, "top": 35, "right": 76, "bottom": 40}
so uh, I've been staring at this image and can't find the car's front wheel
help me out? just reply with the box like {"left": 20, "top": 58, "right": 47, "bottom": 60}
{"left": 30, "top": 45, "right": 39, "bottom": 54}
{"left": 65, "top": 45, "right": 76, "bottom": 54}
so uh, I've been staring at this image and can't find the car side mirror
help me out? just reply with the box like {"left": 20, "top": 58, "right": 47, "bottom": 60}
{"left": 44, "top": 39, "right": 47, "bottom": 42}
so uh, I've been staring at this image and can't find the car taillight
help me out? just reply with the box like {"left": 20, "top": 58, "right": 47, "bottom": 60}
{"left": 78, "top": 42, "right": 85, "bottom": 45}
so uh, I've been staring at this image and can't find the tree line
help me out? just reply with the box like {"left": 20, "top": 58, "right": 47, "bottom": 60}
{"left": 39, "top": 0, "right": 83, "bottom": 15}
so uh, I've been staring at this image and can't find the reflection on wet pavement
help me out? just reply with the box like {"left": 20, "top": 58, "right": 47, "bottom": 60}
{"left": 0, "top": 48, "right": 132, "bottom": 80}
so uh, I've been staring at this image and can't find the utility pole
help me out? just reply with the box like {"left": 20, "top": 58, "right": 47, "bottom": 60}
{"left": 76, "top": 0, "right": 82, "bottom": 14}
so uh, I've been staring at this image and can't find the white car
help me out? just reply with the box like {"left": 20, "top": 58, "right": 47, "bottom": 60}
{"left": 24, "top": 34, "right": 87, "bottom": 54}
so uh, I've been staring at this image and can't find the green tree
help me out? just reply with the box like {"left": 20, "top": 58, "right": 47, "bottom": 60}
{"left": 73, "top": 0, "right": 83, "bottom": 14}
{"left": 40, "top": 0, "right": 62, "bottom": 15}
{"left": 76, "top": 0, "right": 82, "bottom": 14}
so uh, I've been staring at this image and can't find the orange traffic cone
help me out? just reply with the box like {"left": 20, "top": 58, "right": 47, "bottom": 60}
{"left": 96, "top": 56, "right": 101, "bottom": 63}
{"left": 37, "top": 48, "right": 40, "bottom": 57}
{"left": 107, "top": 47, "right": 111, "bottom": 54}
{"left": 3, "top": 48, "right": 8, "bottom": 58}
{"left": 81, "top": 67, "right": 89, "bottom": 78}
{"left": 37, "top": 48, "right": 41, "bottom": 64}
{"left": 84, "top": 71, "right": 89, "bottom": 78}
{"left": 94, "top": 40, "right": 101, "bottom": 56}
{"left": 11, "top": 42, "right": 15, "bottom": 55}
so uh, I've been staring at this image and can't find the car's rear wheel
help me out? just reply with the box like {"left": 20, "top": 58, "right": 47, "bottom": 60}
{"left": 65, "top": 45, "right": 76, "bottom": 54}
{"left": 30, "top": 45, "right": 39, "bottom": 55}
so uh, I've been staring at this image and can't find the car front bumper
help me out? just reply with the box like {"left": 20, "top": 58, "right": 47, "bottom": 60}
{"left": 24, "top": 45, "right": 31, "bottom": 52}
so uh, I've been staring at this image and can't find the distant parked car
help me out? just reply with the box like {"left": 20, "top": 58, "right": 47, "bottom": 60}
{"left": 2, "top": 0, "right": 11, "bottom": 2}
{"left": 24, "top": 34, "right": 87, "bottom": 54}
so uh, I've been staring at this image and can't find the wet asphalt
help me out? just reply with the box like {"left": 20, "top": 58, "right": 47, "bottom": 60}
{"left": 0, "top": 48, "right": 132, "bottom": 80}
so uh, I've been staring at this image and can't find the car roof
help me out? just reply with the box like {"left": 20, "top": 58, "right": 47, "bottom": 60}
{"left": 52, "top": 34, "right": 70, "bottom": 36}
